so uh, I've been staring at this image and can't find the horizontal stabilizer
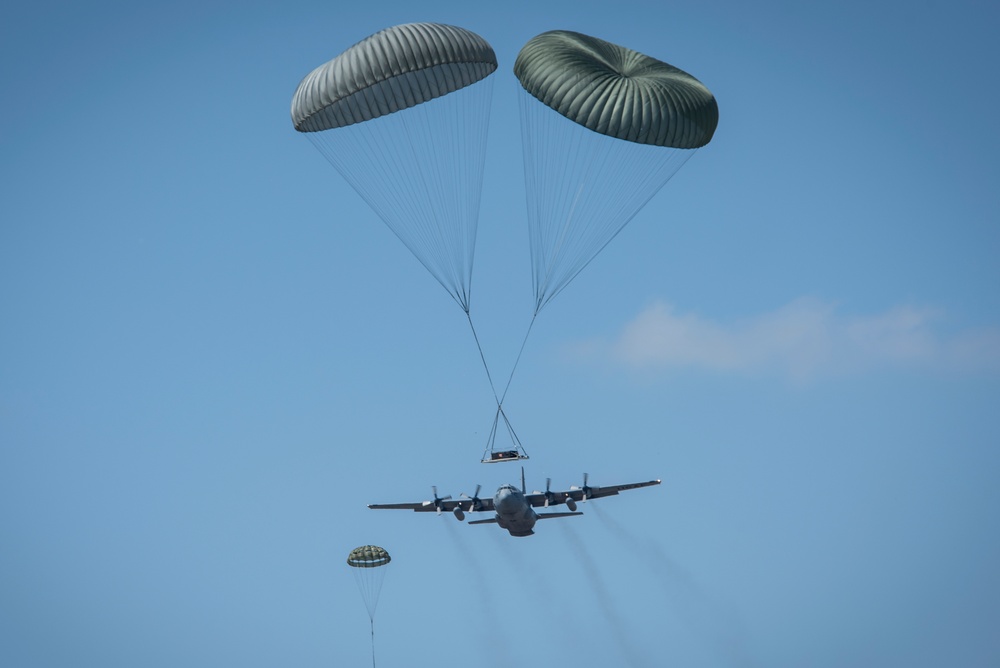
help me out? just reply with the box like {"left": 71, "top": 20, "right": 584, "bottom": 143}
{"left": 537, "top": 511, "right": 584, "bottom": 520}
{"left": 467, "top": 517, "right": 499, "bottom": 525}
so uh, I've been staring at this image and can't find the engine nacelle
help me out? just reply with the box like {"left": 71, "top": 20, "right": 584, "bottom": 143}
{"left": 565, "top": 498, "right": 577, "bottom": 512}
{"left": 453, "top": 507, "right": 465, "bottom": 522}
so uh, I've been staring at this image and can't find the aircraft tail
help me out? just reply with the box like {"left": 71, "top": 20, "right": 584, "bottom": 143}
{"left": 468, "top": 517, "right": 498, "bottom": 525}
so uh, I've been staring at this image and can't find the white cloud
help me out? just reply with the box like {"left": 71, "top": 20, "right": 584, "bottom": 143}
{"left": 584, "top": 298, "right": 1000, "bottom": 380}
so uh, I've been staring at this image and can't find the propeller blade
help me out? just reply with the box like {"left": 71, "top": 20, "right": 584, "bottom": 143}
{"left": 460, "top": 484, "right": 483, "bottom": 511}
{"left": 431, "top": 486, "right": 451, "bottom": 514}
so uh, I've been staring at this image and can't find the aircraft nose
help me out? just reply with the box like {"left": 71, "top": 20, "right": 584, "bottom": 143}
{"left": 495, "top": 489, "right": 517, "bottom": 513}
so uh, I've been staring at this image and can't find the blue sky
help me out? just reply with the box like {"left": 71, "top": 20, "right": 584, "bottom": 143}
{"left": 2, "top": 1, "right": 999, "bottom": 666}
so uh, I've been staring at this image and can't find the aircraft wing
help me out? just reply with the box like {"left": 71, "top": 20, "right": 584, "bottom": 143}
{"left": 368, "top": 500, "right": 461, "bottom": 513}
{"left": 368, "top": 496, "right": 495, "bottom": 513}
{"left": 525, "top": 478, "right": 661, "bottom": 507}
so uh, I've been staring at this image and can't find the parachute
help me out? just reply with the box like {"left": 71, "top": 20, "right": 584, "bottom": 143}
{"left": 514, "top": 30, "right": 718, "bottom": 314}
{"left": 473, "top": 32, "right": 719, "bottom": 461}
{"left": 347, "top": 545, "right": 391, "bottom": 667}
{"left": 347, "top": 544, "right": 391, "bottom": 619}
{"left": 291, "top": 23, "right": 497, "bottom": 313}
{"left": 292, "top": 23, "right": 517, "bottom": 462}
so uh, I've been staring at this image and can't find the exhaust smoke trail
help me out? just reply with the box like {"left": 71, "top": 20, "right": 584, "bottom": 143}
{"left": 487, "top": 525, "right": 584, "bottom": 652}
{"left": 558, "top": 521, "right": 653, "bottom": 667}
{"left": 591, "top": 503, "right": 758, "bottom": 667}
{"left": 442, "top": 518, "right": 512, "bottom": 666}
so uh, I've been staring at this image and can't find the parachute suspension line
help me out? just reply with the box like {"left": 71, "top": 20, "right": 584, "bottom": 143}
{"left": 481, "top": 403, "right": 528, "bottom": 462}
{"left": 305, "top": 76, "right": 494, "bottom": 313}
{"left": 307, "top": 118, "right": 462, "bottom": 308}
{"left": 519, "top": 85, "right": 586, "bottom": 312}
{"left": 395, "top": 77, "right": 493, "bottom": 311}
{"left": 481, "top": 407, "right": 500, "bottom": 462}
{"left": 465, "top": 311, "right": 499, "bottom": 404}
{"left": 468, "top": 309, "right": 531, "bottom": 463}
{"left": 499, "top": 406, "right": 525, "bottom": 455}
{"left": 398, "top": 102, "right": 461, "bottom": 303}
{"left": 518, "top": 86, "right": 696, "bottom": 313}
{"left": 499, "top": 312, "right": 538, "bottom": 405}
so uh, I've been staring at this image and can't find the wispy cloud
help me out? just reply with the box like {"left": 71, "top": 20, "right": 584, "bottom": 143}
{"left": 575, "top": 298, "right": 1000, "bottom": 380}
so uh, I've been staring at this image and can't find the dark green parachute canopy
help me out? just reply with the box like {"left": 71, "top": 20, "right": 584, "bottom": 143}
{"left": 347, "top": 545, "right": 391, "bottom": 568}
{"left": 514, "top": 30, "right": 718, "bottom": 149}
{"left": 348, "top": 544, "right": 391, "bottom": 629}
{"left": 292, "top": 23, "right": 497, "bottom": 132}
{"left": 514, "top": 30, "right": 717, "bottom": 313}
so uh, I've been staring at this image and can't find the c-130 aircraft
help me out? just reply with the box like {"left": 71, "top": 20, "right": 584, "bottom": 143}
{"left": 369, "top": 470, "right": 660, "bottom": 537}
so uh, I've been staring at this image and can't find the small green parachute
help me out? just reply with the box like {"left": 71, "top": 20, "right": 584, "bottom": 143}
{"left": 347, "top": 545, "right": 391, "bottom": 620}
{"left": 347, "top": 545, "right": 392, "bottom": 569}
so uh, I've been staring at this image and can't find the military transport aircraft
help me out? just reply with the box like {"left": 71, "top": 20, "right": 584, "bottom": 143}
{"left": 368, "top": 472, "right": 661, "bottom": 537}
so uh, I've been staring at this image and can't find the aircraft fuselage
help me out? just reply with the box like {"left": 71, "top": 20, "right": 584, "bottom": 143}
{"left": 492, "top": 484, "right": 537, "bottom": 537}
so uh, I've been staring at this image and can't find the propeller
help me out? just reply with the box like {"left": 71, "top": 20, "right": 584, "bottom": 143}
{"left": 543, "top": 478, "right": 556, "bottom": 507}
{"left": 424, "top": 486, "right": 452, "bottom": 515}
{"left": 460, "top": 484, "right": 484, "bottom": 512}
{"left": 570, "top": 473, "right": 592, "bottom": 501}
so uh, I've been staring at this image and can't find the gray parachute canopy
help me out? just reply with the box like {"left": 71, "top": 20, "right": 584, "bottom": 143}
{"left": 289, "top": 22, "right": 497, "bottom": 313}
{"left": 292, "top": 22, "right": 497, "bottom": 132}
{"left": 514, "top": 30, "right": 718, "bottom": 149}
